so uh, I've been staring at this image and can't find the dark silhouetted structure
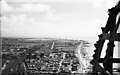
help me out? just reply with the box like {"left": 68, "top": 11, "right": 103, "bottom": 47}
{"left": 90, "top": 1, "right": 120, "bottom": 75}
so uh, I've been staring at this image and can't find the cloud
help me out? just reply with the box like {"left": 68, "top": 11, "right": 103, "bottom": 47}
{"left": 1, "top": 14, "right": 44, "bottom": 37}
{"left": 1, "top": 0, "right": 60, "bottom": 22}
{"left": 1, "top": 0, "right": 53, "bottom": 13}
{"left": 16, "top": 3, "right": 52, "bottom": 13}
{"left": 5, "top": 0, "right": 119, "bottom": 3}
{"left": 1, "top": 14, "right": 102, "bottom": 39}
{"left": 1, "top": 0, "right": 13, "bottom": 12}
{"left": 1, "top": 0, "right": 62, "bottom": 38}
{"left": 1, "top": 14, "right": 63, "bottom": 38}
{"left": 4, "top": 0, "right": 119, "bottom": 9}
{"left": 1, "top": 0, "right": 117, "bottom": 40}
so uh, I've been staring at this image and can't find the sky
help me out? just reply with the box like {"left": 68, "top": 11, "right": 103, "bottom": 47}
{"left": 1, "top": 0, "right": 119, "bottom": 42}
{"left": 1, "top": 0, "right": 120, "bottom": 67}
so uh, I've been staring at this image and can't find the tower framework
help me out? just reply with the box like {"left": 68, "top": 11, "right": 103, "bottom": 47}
{"left": 90, "top": 1, "right": 120, "bottom": 75}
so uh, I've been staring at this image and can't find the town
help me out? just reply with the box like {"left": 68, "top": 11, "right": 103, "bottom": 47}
{"left": 2, "top": 37, "right": 92, "bottom": 75}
